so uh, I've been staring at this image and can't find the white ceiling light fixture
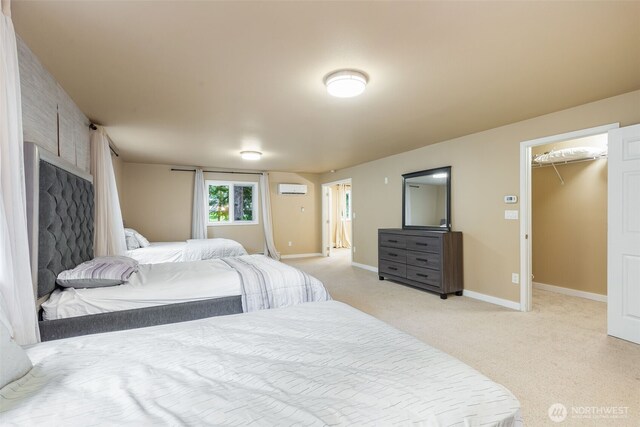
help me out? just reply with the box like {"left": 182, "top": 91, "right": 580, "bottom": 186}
{"left": 240, "top": 150, "right": 262, "bottom": 160}
{"left": 324, "top": 69, "right": 368, "bottom": 98}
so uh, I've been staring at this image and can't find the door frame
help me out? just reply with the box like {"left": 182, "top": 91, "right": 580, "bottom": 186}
{"left": 519, "top": 123, "right": 619, "bottom": 312}
{"left": 321, "top": 178, "right": 352, "bottom": 257}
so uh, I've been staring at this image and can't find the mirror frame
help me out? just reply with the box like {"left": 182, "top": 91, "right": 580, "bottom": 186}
{"left": 402, "top": 166, "right": 451, "bottom": 231}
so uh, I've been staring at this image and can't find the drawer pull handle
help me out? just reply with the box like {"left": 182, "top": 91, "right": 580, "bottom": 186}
{"left": 416, "top": 258, "right": 428, "bottom": 262}
{"left": 388, "top": 253, "right": 398, "bottom": 257}
{"left": 417, "top": 273, "right": 429, "bottom": 278}
{"left": 388, "top": 239, "right": 398, "bottom": 243}
{"left": 389, "top": 267, "right": 398, "bottom": 271}
{"left": 416, "top": 242, "right": 429, "bottom": 246}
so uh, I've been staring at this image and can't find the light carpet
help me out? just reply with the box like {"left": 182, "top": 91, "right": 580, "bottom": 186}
{"left": 284, "top": 251, "right": 640, "bottom": 427}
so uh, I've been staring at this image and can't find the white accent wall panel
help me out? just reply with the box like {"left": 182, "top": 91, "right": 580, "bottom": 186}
{"left": 17, "top": 36, "right": 91, "bottom": 173}
{"left": 17, "top": 37, "right": 58, "bottom": 154}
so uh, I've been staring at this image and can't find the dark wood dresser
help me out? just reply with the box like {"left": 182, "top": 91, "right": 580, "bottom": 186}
{"left": 378, "top": 229, "right": 463, "bottom": 299}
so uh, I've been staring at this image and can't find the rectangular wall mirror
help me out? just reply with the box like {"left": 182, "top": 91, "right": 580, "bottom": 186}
{"left": 402, "top": 166, "right": 451, "bottom": 230}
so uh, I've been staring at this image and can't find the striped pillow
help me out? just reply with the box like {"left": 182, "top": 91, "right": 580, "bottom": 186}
{"left": 57, "top": 256, "right": 139, "bottom": 289}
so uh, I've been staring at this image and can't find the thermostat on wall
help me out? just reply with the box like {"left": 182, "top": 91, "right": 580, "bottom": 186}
{"left": 504, "top": 195, "right": 518, "bottom": 204}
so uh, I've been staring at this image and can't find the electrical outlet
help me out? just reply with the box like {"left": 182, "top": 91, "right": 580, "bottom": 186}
{"left": 352, "top": 246, "right": 356, "bottom": 253}
{"left": 512, "top": 273, "right": 519, "bottom": 284}
{"left": 384, "top": 177, "right": 388, "bottom": 184}
{"left": 288, "top": 241, "right": 292, "bottom": 247}
{"left": 352, "top": 212, "right": 356, "bottom": 219}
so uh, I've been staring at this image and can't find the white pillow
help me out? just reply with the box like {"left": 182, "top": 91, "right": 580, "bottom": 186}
{"left": 124, "top": 228, "right": 150, "bottom": 248}
{"left": 125, "top": 234, "right": 140, "bottom": 250}
{"left": 0, "top": 314, "right": 32, "bottom": 389}
{"left": 134, "top": 230, "right": 150, "bottom": 248}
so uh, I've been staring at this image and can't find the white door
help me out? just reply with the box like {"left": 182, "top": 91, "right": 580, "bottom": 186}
{"left": 608, "top": 124, "right": 640, "bottom": 344}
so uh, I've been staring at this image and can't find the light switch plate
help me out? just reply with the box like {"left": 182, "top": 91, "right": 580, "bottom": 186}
{"left": 504, "top": 210, "right": 519, "bottom": 220}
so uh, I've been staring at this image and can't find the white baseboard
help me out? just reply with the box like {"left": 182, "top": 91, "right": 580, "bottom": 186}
{"left": 280, "top": 253, "right": 323, "bottom": 259}
{"left": 351, "top": 262, "right": 378, "bottom": 273}
{"left": 463, "top": 289, "right": 521, "bottom": 311}
{"left": 533, "top": 281, "right": 607, "bottom": 303}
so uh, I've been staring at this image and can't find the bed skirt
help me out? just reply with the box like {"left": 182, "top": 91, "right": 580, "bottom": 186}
{"left": 38, "top": 296, "right": 243, "bottom": 341}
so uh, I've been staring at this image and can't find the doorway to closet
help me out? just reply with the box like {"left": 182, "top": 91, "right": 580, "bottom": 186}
{"left": 521, "top": 123, "right": 640, "bottom": 345}
{"left": 321, "top": 179, "right": 352, "bottom": 262}
{"left": 530, "top": 132, "right": 609, "bottom": 306}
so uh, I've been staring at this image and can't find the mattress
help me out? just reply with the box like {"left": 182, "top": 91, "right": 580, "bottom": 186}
{"left": 1, "top": 301, "right": 521, "bottom": 426}
{"left": 125, "top": 238, "right": 248, "bottom": 264}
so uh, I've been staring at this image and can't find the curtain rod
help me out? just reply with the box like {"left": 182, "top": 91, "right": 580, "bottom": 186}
{"left": 171, "top": 168, "right": 263, "bottom": 176}
{"left": 89, "top": 123, "right": 119, "bottom": 157}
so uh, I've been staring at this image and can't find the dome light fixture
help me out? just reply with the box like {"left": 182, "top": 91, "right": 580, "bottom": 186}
{"left": 240, "top": 150, "right": 262, "bottom": 161}
{"left": 324, "top": 69, "right": 368, "bottom": 98}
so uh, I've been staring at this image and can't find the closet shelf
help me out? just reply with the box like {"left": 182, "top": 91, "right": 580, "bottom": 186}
{"left": 532, "top": 146, "right": 607, "bottom": 168}
{"left": 532, "top": 146, "right": 607, "bottom": 185}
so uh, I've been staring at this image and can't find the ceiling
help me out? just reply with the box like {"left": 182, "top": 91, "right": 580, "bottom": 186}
{"left": 12, "top": 1, "right": 640, "bottom": 173}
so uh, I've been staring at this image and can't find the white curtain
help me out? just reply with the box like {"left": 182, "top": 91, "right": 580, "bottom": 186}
{"left": 333, "top": 184, "right": 351, "bottom": 249}
{"left": 90, "top": 127, "right": 126, "bottom": 256}
{"left": 260, "top": 173, "right": 280, "bottom": 260}
{"left": 0, "top": 2, "right": 40, "bottom": 345}
{"left": 191, "top": 167, "right": 207, "bottom": 239}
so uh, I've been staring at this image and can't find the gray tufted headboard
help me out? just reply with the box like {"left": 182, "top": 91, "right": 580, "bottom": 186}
{"left": 24, "top": 143, "right": 94, "bottom": 302}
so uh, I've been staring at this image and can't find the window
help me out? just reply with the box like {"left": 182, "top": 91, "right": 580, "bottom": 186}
{"left": 207, "top": 181, "right": 258, "bottom": 225}
{"left": 343, "top": 189, "right": 351, "bottom": 220}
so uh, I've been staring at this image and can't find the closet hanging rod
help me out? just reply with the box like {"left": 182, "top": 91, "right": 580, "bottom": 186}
{"left": 531, "top": 154, "right": 607, "bottom": 169}
{"left": 171, "top": 168, "right": 263, "bottom": 176}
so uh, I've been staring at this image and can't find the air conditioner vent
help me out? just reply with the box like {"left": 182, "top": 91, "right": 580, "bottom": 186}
{"left": 278, "top": 184, "right": 307, "bottom": 195}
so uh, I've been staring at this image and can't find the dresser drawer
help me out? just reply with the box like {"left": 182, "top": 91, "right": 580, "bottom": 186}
{"left": 406, "top": 235, "right": 441, "bottom": 253}
{"left": 379, "top": 247, "right": 407, "bottom": 263}
{"left": 406, "top": 251, "right": 441, "bottom": 270}
{"left": 380, "top": 234, "right": 406, "bottom": 249}
{"left": 407, "top": 266, "right": 441, "bottom": 287}
{"left": 379, "top": 260, "right": 406, "bottom": 277}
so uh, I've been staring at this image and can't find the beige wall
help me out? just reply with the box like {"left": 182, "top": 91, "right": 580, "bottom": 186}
{"left": 532, "top": 140, "right": 608, "bottom": 295}
{"left": 120, "top": 163, "right": 193, "bottom": 242}
{"left": 270, "top": 172, "right": 322, "bottom": 255}
{"left": 320, "top": 90, "right": 640, "bottom": 303}
{"left": 119, "top": 163, "right": 321, "bottom": 255}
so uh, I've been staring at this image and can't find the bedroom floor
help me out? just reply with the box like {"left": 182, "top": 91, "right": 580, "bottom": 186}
{"left": 284, "top": 255, "right": 640, "bottom": 427}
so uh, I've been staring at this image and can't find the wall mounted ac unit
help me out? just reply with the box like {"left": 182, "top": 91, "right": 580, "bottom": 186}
{"left": 278, "top": 183, "right": 308, "bottom": 195}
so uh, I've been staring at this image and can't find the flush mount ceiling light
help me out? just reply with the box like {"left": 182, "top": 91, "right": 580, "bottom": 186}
{"left": 240, "top": 151, "right": 262, "bottom": 160}
{"left": 324, "top": 70, "right": 368, "bottom": 98}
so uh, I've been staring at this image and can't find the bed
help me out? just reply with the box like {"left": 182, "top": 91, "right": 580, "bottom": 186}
{"left": 1, "top": 301, "right": 521, "bottom": 426}
{"left": 24, "top": 143, "right": 328, "bottom": 341}
{"left": 42, "top": 254, "right": 330, "bottom": 321}
{"left": 124, "top": 238, "right": 248, "bottom": 264}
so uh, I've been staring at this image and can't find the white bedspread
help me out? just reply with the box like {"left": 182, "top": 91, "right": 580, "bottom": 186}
{"left": 1, "top": 301, "right": 521, "bottom": 426}
{"left": 126, "top": 238, "right": 247, "bottom": 264}
{"left": 125, "top": 241, "right": 185, "bottom": 263}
